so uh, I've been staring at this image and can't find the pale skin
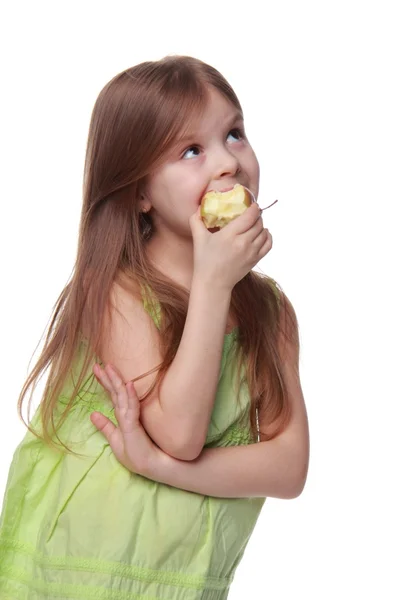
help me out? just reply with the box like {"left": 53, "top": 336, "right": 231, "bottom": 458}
{"left": 90, "top": 87, "right": 310, "bottom": 498}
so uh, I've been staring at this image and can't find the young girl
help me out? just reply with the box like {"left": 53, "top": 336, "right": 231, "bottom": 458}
{"left": 0, "top": 55, "right": 309, "bottom": 599}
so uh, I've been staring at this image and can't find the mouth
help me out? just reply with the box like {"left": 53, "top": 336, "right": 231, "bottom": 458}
{"left": 201, "top": 183, "right": 256, "bottom": 204}
{"left": 218, "top": 185, "right": 236, "bottom": 193}
{"left": 204, "top": 183, "right": 240, "bottom": 196}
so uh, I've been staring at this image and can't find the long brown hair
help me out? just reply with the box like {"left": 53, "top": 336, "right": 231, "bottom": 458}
{"left": 18, "top": 55, "right": 298, "bottom": 453}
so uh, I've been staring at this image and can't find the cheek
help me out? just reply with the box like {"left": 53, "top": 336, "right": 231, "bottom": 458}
{"left": 147, "top": 174, "right": 177, "bottom": 211}
{"left": 172, "top": 171, "right": 204, "bottom": 203}
{"left": 248, "top": 153, "right": 260, "bottom": 184}
{"left": 148, "top": 164, "right": 205, "bottom": 215}
{"left": 249, "top": 148, "right": 260, "bottom": 173}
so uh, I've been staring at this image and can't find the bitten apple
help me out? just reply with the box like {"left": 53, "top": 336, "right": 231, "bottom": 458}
{"left": 200, "top": 184, "right": 253, "bottom": 229}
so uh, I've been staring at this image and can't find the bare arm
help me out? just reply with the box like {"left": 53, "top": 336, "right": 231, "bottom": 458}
{"left": 141, "top": 276, "right": 232, "bottom": 459}
{"left": 146, "top": 293, "right": 309, "bottom": 498}
{"left": 92, "top": 359, "right": 309, "bottom": 499}
{"left": 148, "top": 435, "right": 308, "bottom": 499}
{"left": 99, "top": 203, "right": 269, "bottom": 461}
{"left": 99, "top": 276, "right": 231, "bottom": 461}
{"left": 94, "top": 290, "right": 309, "bottom": 498}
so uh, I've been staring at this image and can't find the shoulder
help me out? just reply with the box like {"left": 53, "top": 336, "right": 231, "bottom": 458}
{"left": 98, "top": 278, "right": 162, "bottom": 386}
{"left": 109, "top": 278, "right": 142, "bottom": 316}
{"left": 105, "top": 279, "right": 161, "bottom": 346}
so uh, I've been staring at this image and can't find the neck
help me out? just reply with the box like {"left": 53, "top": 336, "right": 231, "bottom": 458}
{"left": 143, "top": 228, "right": 238, "bottom": 333}
{"left": 145, "top": 229, "right": 194, "bottom": 290}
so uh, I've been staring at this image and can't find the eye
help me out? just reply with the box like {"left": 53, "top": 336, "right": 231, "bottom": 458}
{"left": 227, "top": 128, "right": 245, "bottom": 142}
{"left": 182, "top": 145, "right": 201, "bottom": 160}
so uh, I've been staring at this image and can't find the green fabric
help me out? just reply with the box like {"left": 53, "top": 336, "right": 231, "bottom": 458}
{"left": 0, "top": 290, "right": 268, "bottom": 600}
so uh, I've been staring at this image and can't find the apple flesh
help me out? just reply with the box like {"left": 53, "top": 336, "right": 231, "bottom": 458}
{"left": 200, "top": 184, "right": 253, "bottom": 229}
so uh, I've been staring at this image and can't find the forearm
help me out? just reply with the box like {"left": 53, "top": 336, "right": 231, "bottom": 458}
{"left": 147, "top": 437, "right": 308, "bottom": 499}
{"left": 156, "top": 275, "right": 231, "bottom": 454}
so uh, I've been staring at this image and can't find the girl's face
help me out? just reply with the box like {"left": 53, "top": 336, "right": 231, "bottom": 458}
{"left": 144, "top": 87, "right": 260, "bottom": 239}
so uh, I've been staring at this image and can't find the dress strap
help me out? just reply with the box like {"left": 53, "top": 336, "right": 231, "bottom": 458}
{"left": 140, "top": 283, "right": 162, "bottom": 330}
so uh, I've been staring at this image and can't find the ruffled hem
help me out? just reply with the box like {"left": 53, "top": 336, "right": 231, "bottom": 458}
{"left": 0, "top": 536, "right": 231, "bottom": 600}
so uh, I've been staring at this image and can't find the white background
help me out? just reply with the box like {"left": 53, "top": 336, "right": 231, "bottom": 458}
{"left": 1, "top": 1, "right": 399, "bottom": 598}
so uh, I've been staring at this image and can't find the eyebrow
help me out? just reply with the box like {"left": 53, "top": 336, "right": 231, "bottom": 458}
{"left": 176, "top": 111, "right": 244, "bottom": 145}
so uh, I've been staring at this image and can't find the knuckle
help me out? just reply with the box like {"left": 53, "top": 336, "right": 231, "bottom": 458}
{"left": 114, "top": 379, "right": 123, "bottom": 390}
{"left": 254, "top": 218, "right": 263, "bottom": 233}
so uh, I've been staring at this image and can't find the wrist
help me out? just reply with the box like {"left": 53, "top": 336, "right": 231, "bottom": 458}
{"left": 191, "top": 269, "right": 233, "bottom": 297}
{"left": 144, "top": 447, "right": 176, "bottom": 484}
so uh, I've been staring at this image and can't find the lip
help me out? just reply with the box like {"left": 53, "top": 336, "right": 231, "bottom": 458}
{"left": 206, "top": 184, "right": 238, "bottom": 195}
{"left": 219, "top": 185, "right": 236, "bottom": 193}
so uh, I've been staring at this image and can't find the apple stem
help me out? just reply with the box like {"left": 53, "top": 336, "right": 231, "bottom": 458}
{"left": 259, "top": 199, "right": 278, "bottom": 211}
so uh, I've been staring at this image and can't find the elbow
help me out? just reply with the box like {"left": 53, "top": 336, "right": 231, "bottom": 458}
{"left": 284, "top": 459, "right": 309, "bottom": 499}
{"left": 167, "top": 446, "right": 202, "bottom": 461}
{"left": 278, "top": 447, "right": 309, "bottom": 499}
{"left": 140, "top": 400, "right": 205, "bottom": 461}
{"left": 161, "top": 434, "right": 204, "bottom": 462}
{"left": 165, "top": 442, "right": 203, "bottom": 462}
{"left": 284, "top": 474, "right": 307, "bottom": 499}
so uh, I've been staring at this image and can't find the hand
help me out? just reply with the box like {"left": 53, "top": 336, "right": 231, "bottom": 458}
{"left": 90, "top": 363, "right": 162, "bottom": 476}
{"left": 189, "top": 202, "right": 273, "bottom": 291}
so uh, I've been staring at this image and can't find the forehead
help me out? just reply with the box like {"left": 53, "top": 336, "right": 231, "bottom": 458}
{"left": 203, "top": 87, "right": 240, "bottom": 116}
{"left": 178, "top": 89, "right": 243, "bottom": 140}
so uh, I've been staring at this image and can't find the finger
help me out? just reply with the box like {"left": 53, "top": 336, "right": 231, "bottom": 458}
{"left": 223, "top": 201, "right": 261, "bottom": 236}
{"left": 189, "top": 206, "right": 209, "bottom": 239}
{"left": 90, "top": 411, "right": 120, "bottom": 445}
{"left": 126, "top": 380, "right": 141, "bottom": 422}
{"left": 257, "top": 230, "right": 273, "bottom": 258}
{"left": 93, "top": 363, "right": 118, "bottom": 405}
{"left": 90, "top": 411, "right": 126, "bottom": 462}
{"left": 240, "top": 215, "right": 264, "bottom": 243}
{"left": 252, "top": 227, "right": 270, "bottom": 250}
{"left": 106, "top": 362, "right": 125, "bottom": 380}
{"left": 105, "top": 364, "right": 129, "bottom": 410}
{"left": 90, "top": 411, "right": 116, "bottom": 436}
{"left": 114, "top": 381, "right": 141, "bottom": 434}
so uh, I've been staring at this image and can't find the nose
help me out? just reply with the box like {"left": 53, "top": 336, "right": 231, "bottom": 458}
{"left": 212, "top": 146, "right": 240, "bottom": 179}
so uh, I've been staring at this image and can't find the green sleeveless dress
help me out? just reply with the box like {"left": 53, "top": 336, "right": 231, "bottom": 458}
{"left": 0, "top": 285, "right": 278, "bottom": 599}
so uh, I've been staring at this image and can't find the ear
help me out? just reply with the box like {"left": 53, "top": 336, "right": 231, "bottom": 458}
{"left": 140, "top": 203, "right": 152, "bottom": 214}
{"left": 139, "top": 194, "right": 152, "bottom": 214}
{"left": 139, "top": 186, "right": 151, "bottom": 213}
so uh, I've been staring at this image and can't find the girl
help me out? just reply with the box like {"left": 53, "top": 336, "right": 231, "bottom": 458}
{"left": 0, "top": 55, "right": 309, "bottom": 599}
